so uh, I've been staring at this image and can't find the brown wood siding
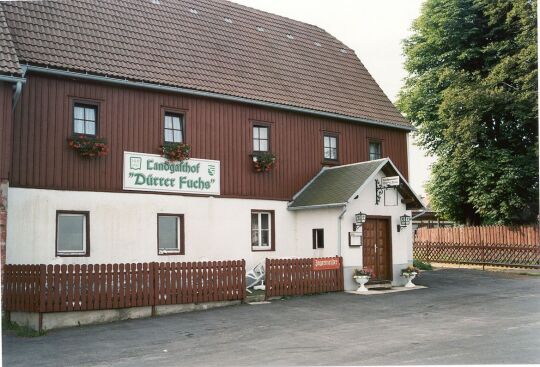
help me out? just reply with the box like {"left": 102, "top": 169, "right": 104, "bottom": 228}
{"left": 10, "top": 74, "right": 409, "bottom": 200}
{"left": 0, "top": 82, "right": 13, "bottom": 180}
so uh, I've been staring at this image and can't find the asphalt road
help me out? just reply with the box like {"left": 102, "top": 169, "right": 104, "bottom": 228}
{"left": 3, "top": 268, "right": 540, "bottom": 366}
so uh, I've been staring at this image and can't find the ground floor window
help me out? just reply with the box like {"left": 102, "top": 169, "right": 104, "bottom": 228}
{"left": 251, "top": 210, "right": 275, "bottom": 251}
{"left": 158, "top": 214, "right": 185, "bottom": 255}
{"left": 312, "top": 228, "right": 324, "bottom": 249}
{"left": 56, "top": 211, "right": 89, "bottom": 256}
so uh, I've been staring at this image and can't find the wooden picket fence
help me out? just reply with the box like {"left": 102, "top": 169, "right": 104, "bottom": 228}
{"left": 3, "top": 260, "right": 245, "bottom": 314}
{"left": 265, "top": 257, "right": 343, "bottom": 299}
{"left": 415, "top": 225, "right": 539, "bottom": 245}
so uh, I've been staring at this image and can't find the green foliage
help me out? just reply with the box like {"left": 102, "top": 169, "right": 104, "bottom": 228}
{"left": 2, "top": 318, "right": 46, "bottom": 337}
{"left": 413, "top": 259, "right": 433, "bottom": 270}
{"left": 398, "top": 0, "right": 538, "bottom": 224}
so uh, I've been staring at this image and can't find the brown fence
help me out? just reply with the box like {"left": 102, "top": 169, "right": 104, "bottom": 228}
{"left": 414, "top": 242, "right": 540, "bottom": 269}
{"left": 415, "top": 225, "right": 539, "bottom": 245}
{"left": 3, "top": 260, "right": 245, "bottom": 314}
{"left": 265, "top": 257, "right": 343, "bottom": 299}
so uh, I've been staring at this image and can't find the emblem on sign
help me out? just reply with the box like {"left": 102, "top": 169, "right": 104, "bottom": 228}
{"left": 208, "top": 165, "right": 216, "bottom": 176}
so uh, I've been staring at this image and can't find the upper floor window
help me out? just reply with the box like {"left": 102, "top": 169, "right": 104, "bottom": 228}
{"left": 164, "top": 113, "right": 184, "bottom": 143}
{"left": 323, "top": 134, "right": 338, "bottom": 161}
{"left": 73, "top": 103, "right": 97, "bottom": 136}
{"left": 56, "top": 211, "right": 89, "bottom": 257}
{"left": 253, "top": 125, "right": 269, "bottom": 152}
{"left": 369, "top": 140, "right": 382, "bottom": 160}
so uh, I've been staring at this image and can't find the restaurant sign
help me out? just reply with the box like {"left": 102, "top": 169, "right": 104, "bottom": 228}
{"left": 123, "top": 151, "right": 220, "bottom": 195}
{"left": 312, "top": 257, "right": 341, "bottom": 271}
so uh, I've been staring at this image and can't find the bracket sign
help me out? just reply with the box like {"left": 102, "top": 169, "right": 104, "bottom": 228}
{"left": 375, "top": 179, "right": 385, "bottom": 205}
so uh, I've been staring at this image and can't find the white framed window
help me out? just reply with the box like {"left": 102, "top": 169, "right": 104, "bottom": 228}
{"left": 251, "top": 211, "right": 274, "bottom": 251}
{"left": 253, "top": 125, "right": 269, "bottom": 152}
{"left": 324, "top": 134, "right": 338, "bottom": 160}
{"left": 164, "top": 113, "right": 184, "bottom": 143}
{"left": 56, "top": 211, "right": 89, "bottom": 256}
{"left": 73, "top": 103, "right": 97, "bottom": 136}
{"left": 158, "top": 214, "right": 184, "bottom": 255}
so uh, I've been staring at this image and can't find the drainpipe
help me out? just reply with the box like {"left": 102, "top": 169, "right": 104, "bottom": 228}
{"left": 337, "top": 206, "right": 347, "bottom": 257}
{"left": 12, "top": 81, "right": 23, "bottom": 112}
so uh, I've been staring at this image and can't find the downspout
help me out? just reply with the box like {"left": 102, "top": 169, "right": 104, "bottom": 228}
{"left": 10, "top": 66, "right": 27, "bottom": 112}
{"left": 337, "top": 205, "right": 347, "bottom": 257}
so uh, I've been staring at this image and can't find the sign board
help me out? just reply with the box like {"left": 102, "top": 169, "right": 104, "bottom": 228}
{"left": 312, "top": 258, "right": 340, "bottom": 271}
{"left": 123, "top": 151, "right": 220, "bottom": 195}
{"left": 382, "top": 176, "right": 400, "bottom": 187}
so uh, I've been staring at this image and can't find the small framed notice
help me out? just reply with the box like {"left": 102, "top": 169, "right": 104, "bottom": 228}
{"left": 348, "top": 232, "right": 363, "bottom": 247}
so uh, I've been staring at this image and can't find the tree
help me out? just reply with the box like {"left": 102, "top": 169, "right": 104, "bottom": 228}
{"left": 398, "top": 0, "right": 538, "bottom": 225}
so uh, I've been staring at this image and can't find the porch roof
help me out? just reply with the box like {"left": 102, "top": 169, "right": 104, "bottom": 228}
{"left": 288, "top": 158, "right": 424, "bottom": 210}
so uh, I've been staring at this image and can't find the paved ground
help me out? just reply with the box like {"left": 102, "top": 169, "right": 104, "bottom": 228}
{"left": 3, "top": 269, "right": 540, "bottom": 366}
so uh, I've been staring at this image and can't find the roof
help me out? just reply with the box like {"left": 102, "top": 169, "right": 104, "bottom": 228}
{"left": 0, "top": 5, "right": 21, "bottom": 76}
{"left": 289, "top": 158, "right": 424, "bottom": 210}
{"left": 0, "top": 0, "right": 411, "bottom": 129}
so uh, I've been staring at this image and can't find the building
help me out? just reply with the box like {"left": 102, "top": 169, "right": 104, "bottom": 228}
{"left": 0, "top": 0, "right": 422, "bottom": 291}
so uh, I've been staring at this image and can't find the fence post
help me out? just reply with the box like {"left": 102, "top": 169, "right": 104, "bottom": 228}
{"left": 38, "top": 264, "right": 46, "bottom": 331}
{"left": 150, "top": 262, "right": 157, "bottom": 316}
{"left": 241, "top": 259, "right": 246, "bottom": 302}
{"left": 264, "top": 258, "right": 270, "bottom": 300}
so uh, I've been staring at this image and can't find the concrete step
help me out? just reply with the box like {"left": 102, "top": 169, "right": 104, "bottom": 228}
{"left": 366, "top": 280, "right": 392, "bottom": 290}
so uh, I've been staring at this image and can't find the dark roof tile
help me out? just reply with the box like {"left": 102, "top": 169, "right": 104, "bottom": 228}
{"left": 2, "top": 0, "right": 410, "bottom": 127}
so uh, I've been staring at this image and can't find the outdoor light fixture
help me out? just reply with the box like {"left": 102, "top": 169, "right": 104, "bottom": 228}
{"left": 355, "top": 212, "right": 367, "bottom": 226}
{"left": 397, "top": 214, "right": 411, "bottom": 232}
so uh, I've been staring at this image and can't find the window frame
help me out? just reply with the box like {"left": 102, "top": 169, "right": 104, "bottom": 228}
{"left": 252, "top": 122, "right": 272, "bottom": 154}
{"left": 312, "top": 228, "right": 324, "bottom": 249}
{"left": 72, "top": 102, "right": 98, "bottom": 137}
{"left": 163, "top": 111, "right": 185, "bottom": 144}
{"left": 322, "top": 131, "right": 340, "bottom": 164}
{"left": 250, "top": 209, "right": 275, "bottom": 252}
{"left": 157, "top": 213, "right": 185, "bottom": 255}
{"left": 55, "top": 210, "right": 90, "bottom": 257}
{"left": 368, "top": 139, "right": 383, "bottom": 161}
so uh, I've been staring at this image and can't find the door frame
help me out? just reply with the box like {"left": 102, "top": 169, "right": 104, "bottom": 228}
{"left": 365, "top": 215, "right": 393, "bottom": 281}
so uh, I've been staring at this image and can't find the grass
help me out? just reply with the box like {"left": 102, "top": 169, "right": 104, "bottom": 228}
{"left": 2, "top": 317, "right": 46, "bottom": 337}
{"left": 414, "top": 259, "right": 433, "bottom": 270}
{"left": 518, "top": 272, "right": 540, "bottom": 277}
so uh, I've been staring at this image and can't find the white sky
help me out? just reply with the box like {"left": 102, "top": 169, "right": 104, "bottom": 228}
{"left": 233, "top": 0, "right": 436, "bottom": 197}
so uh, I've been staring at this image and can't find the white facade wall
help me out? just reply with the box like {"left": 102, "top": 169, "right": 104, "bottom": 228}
{"left": 7, "top": 168, "right": 414, "bottom": 290}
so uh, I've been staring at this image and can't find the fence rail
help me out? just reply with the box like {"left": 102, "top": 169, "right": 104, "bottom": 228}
{"left": 415, "top": 225, "right": 539, "bottom": 245}
{"left": 265, "top": 257, "right": 343, "bottom": 299}
{"left": 3, "top": 260, "right": 245, "bottom": 313}
{"left": 414, "top": 242, "right": 540, "bottom": 269}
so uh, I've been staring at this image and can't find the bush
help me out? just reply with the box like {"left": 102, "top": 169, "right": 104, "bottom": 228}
{"left": 413, "top": 259, "right": 433, "bottom": 270}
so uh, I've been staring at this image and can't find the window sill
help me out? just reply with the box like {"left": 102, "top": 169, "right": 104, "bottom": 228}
{"left": 321, "top": 160, "right": 340, "bottom": 166}
{"left": 158, "top": 250, "right": 183, "bottom": 255}
{"left": 251, "top": 247, "right": 274, "bottom": 252}
{"left": 56, "top": 252, "right": 89, "bottom": 257}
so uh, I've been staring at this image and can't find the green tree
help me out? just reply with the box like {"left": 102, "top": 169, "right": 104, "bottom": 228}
{"left": 398, "top": 0, "right": 538, "bottom": 225}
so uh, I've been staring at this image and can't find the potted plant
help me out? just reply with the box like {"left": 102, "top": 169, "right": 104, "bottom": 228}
{"left": 401, "top": 265, "right": 419, "bottom": 288}
{"left": 67, "top": 134, "right": 108, "bottom": 159}
{"left": 159, "top": 142, "right": 191, "bottom": 161}
{"left": 251, "top": 152, "right": 276, "bottom": 173}
{"left": 352, "top": 267, "right": 375, "bottom": 292}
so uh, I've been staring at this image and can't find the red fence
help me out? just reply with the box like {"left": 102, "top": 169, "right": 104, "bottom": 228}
{"left": 265, "top": 257, "right": 343, "bottom": 299}
{"left": 415, "top": 225, "right": 539, "bottom": 245}
{"left": 3, "top": 260, "right": 245, "bottom": 313}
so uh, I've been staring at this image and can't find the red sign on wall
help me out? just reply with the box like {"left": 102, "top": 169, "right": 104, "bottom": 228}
{"left": 312, "top": 257, "right": 340, "bottom": 271}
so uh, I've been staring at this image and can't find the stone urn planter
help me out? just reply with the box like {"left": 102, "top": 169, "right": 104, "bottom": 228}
{"left": 402, "top": 271, "right": 417, "bottom": 287}
{"left": 353, "top": 275, "right": 370, "bottom": 292}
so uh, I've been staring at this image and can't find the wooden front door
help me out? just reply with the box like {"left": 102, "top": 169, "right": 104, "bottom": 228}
{"left": 363, "top": 218, "right": 392, "bottom": 280}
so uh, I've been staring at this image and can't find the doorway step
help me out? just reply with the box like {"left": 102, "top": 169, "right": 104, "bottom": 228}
{"left": 366, "top": 280, "right": 392, "bottom": 290}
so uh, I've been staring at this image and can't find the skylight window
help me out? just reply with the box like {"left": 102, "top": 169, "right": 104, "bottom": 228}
{"left": 286, "top": 34, "right": 294, "bottom": 39}
{"left": 224, "top": 17, "right": 233, "bottom": 23}
{"left": 189, "top": 8, "right": 198, "bottom": 14}
{"left": 314, "top": 42, "right": 321, "bottom": 47}
{"left": 256, "top": 26, "right": 265, "bottom": 32}
{"left": 340, "top": 48, "right": 348, "bottom": 54}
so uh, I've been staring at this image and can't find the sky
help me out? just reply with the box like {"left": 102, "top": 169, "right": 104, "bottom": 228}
{"left": 233, "top": 0, "right": 436, "bottom": 198}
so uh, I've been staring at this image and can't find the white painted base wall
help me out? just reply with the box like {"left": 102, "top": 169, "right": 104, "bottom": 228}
{"left": 7, "top": 177, "right": 413, "bottom": 290}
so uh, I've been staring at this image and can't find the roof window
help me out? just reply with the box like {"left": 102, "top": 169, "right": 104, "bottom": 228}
{"left": 340, "top": 48, "right": 348, "bottom": 54}
{"left": 189, "top": 8, "right": 199, "bottom": 14}
{"left": 286, "top": 34, "right": 294, "bottom": 39}
{"left": 314, "top": 42, "right": 321, "bottom": 47}
{"left": 224, "top": 17, "right": 233, "bottom": 23}
{"left": 256, "top": 26, "right": 265, "bottom": 32}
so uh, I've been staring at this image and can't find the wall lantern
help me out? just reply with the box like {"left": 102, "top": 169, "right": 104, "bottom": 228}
{"left": 355, "top": 212, "right": 367, "bottom": 226}
{"left": 397, "top": 214, "right": 411, "bottom": 232}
